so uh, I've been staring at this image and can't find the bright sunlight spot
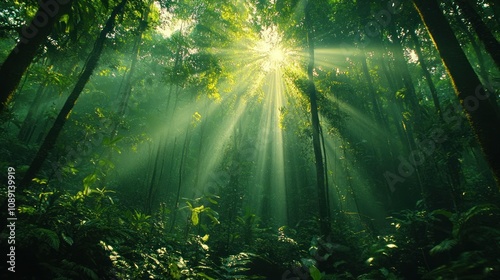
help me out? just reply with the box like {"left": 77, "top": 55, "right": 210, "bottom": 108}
{"left": 269, "top": 48, "right": 285, "bottom": 63}
{"left": 254, "top": 26, "right": 289, "bottom": 71}
{"left": 406, "top": 48, "right": 419, "bottom": 63}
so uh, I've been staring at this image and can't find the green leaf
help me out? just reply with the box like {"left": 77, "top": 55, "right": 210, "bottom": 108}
{"left": 207, "top": 197, "right": 218, "bottom": 204}
{"left": 333, "top": 260, "right": 346, "bottom": 268}
{"left": 83, "top": 173, "right": 97, "bottom": 189}
{"left": 206, "top": 213, "right": 220, "bottom": 225}
{"left": 103, "top": 136, "right": 124, "bottom": 146}
{"left": 95, "top": 107, "right": 105, "bottom": 118}
{"left": 196, "top": 272, "right": 215, "bottom": 280}
{"left": 202, "top": 234, "right": 209, "bottom": 242}
{"left": 430, "top": 239, "right": 457, "bottom": 255}
{"left": 193, "top": 205, "right": 205, "bottom": 213}
{"left": 192, "top": 211, "right": 199, "bottom": 226}
{"left": 432, "top": 209, "right": 453, "bottom": 219}
{"left": 33, "top": 178, "right": 48, "bottom": 185}
{"left": 34, "top": 228, "right": 60, "bottom": 250}
{"left": 309, "top": 265, "right": 322, "bottom": 280}
{"left": 61, "top": 232, "right": 74, "bottom": 246}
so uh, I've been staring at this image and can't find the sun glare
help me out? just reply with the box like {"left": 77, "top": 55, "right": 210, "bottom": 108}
{"left": 269, "top": 48, "right": 285, "bottom": 63}
{"left": 253, "top": 26, "right": 288, "bottom": 71}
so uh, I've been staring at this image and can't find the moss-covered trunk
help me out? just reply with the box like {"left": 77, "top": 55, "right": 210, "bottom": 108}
{"left": 413, "top": 0, "right": 500, "bottom": 188}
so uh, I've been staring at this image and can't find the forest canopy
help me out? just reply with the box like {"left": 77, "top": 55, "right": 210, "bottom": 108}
{"left": 1, "top": 0, "right": 500, "bottom": 279}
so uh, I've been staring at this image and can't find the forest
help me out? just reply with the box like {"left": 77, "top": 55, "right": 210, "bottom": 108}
{"left": 0, "top": 0, "right": 500, "bottom": 279}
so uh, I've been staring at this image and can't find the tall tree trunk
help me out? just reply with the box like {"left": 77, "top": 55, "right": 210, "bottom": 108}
{"left": 456, "top": 0, "right": 500, "bottom": 70}
{"left": 146, "top": 140, "right": 163, "bottom": 214}
{"left": 381, "top": 53, "right": 413, "bottom": 154}
{"left": 360, "top": 53, "right": 384, "bottom": 123}
{"left": 356, "top": 0, "right": 385, "bottom": 125}
{"left": 170, "top": 129, "right": 190, "bottom": 232}
{"left": 20, "top": 0, "right": 128, "bottom": 188}
{"left": 166, "top": 27, "right": 184, "bottom": 115}
{"left": 413, "top": 0, "right": 500, "bottom": 187}
{"left": 446, "top": 2, "right": 492, "bottom": 87}
{"left": 359, "top": 46, "right": 395, "bottom": 207}
{"left": 305, "top": 1, "right": 330, "bottom": 236}
{"left": 387, "top": 23, "right": 420, "bottom": 119}
{"left": 446, "top": 2, "right": 499, "bottom": 109}
{"left": 111, "top": 5, "right": 149, "bottom": 139}
{"left": 411, "top": 30, "right": 443, "bottom": 120}
{"left": 194, "top": 99, "right": 209, "bottom": 190}
{"left": 341, "top": 138, "right": 361, "bottom": 223}
{"left": 18, "top": 83, "right": 47, "bottom": 142}
{"left": 0, "top": 0, "right": 73, "bottom": 112}
{"left": 412, "top": 29, "right": 464, "bottom": 209}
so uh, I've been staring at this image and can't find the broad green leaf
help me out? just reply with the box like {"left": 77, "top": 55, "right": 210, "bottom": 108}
{"left": 35, "top": 228, "right": 60, "bottom": 250}
{"left": 309, "top": 265, "right": 322, "bottom": 280}
{"left": 432, "top": 209, "right": 453, "bottom": 219}
{"left": 207, "top": 197, "right": 218, "bottom": 204}
{"left": 430, "top": 239, "right": 457, "bottom": 255}
{"left": 192, "top": 211, "right": 199, "bottom": 225}
{"left": 61, "top": 232, "right": 74, "bottom": 246}
{"left": 202, "top": 234, "right": 209, "bottom": 242}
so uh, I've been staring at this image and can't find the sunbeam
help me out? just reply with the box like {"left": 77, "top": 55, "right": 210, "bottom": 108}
{"left": 6, "top": 0, "right": 500, "bottom": 278}
{"left": 252, "top": 25, "right": 293, "bottom": 72}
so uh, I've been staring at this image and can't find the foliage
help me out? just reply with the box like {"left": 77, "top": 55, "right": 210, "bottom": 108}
{"left": 1, "top": 0, "right": 500, "bottom": 279}
{"left": 0, "top": 181, "right": 125, "bottom": 279}
{"left": 423, "top": 204, "right": 500, "bottom": 279}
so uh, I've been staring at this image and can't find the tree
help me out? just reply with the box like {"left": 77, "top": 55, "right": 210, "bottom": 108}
{"left": 305, "top": 0, "right": 330, "bottom": 236}
{"left": 455, "top": 0, "right": 500, "bottom": 70}
{"left": 20, "top": 0, "right": 128, "bottom": 188}
{"left": 410, "top": 30, "right": 443, "bottom": 120}
{"left": 412, "top": 0, "right": 500, "bottom": 187}
{"left": 0, "top": 0, "right": 73, "bottom": 113}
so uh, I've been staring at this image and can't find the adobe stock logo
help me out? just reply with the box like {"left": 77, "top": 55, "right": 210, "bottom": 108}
{"left": 15, "top": 0, "right": 71, "bottom": 53}
{"left": 340, "top": 0, "right": 403, "bottom": 54}
{"left": 384, "top": 82, "right": 499, "bottom": 191}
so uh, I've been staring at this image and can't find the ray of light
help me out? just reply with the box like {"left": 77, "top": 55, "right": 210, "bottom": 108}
{"left": 248, "top": 67, "right": 289, "bottom": 225}
{"left": 111, "top": 19, "right": 312, "bottom": 227}
{"left": 326, "top": 95, "right": 387, "bottom": 139}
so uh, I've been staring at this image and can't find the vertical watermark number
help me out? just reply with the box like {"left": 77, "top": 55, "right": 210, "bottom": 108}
{"left": 6, "top": 167, "right": 16, "bottom": 273}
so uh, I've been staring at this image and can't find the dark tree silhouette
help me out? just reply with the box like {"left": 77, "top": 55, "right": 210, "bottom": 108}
{"left": 0, "top": 0, "right": 73, "bottom": 113}
{"left": 305, "top": 0, "right": 330, "bottom": 236}
{"left": 412, "top": 0, "right": 500, "bottom": 187}
{"left": 20, "top": 0, "right": 128, "bottom": 188}
{"left": 456, "top": 0, "right": 500, "bottom": 70}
